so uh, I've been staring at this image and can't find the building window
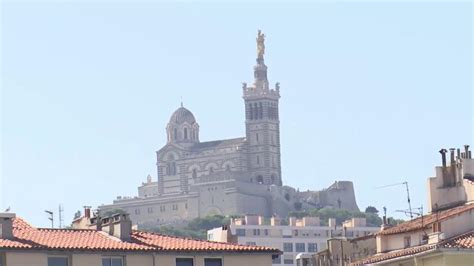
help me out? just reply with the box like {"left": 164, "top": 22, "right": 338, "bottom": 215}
{"left": 253, "top": 103, "right": 258, "bottom": 120}
{"left": 147, "top": 207, "right": 153, "bottom": 213}
{"left": 294, "top": 230, "right": 299, "bottom": 236}
{"left": 308, "top": 243, "right": 318, "bottom": 252}
{"left": 283, "top": 242, "right": 293, "bottom": 252}
{"left": 283, "top": 258, "right": 293, "bottom": 265}
{"left": 295, "top": 243, "right": 305, "bottom": 252}
{"left": 184, "top": 128, "right": 188, "bottom": 139}
{"left": 253, "top": 229, "right": 260, "bottom": 236}
{"left": 264, "top": 229, "right": 269, "bottom": 236}
{"left": 102, "top": 257, "right": 123, "bottom": 266}
{"left": 160, "top": 205, "right": 166, "bottom": 212}
{"left": 135, "top": 208, "right": 140, "bottom": 215}
{"left": 48, "top": 257, "right": 68, "bottom": 266}
{"left": 404, "top": 236, "right": 411, "bottom": 248}
{"left": 204, "top": 258, "right": 222, "bottom": 266}
{"left": 225, "top": 164, "right": 231, "bottom": 171}
{"left": 257, "top": 175, "right": 263, "bottom": 184}
{"left": 256, "top": 133, "right": 259, "bottom": 143}
{"left": 176, "top": 258, "right": 193, "bottom": 266}
{"left": 172, "top": 204, "right": 178, "bottom": 211}
{"left": 209, "top": 166, "right": 214, "bottom": 174}
{"left": 272, "top": 255, "right": 281, "bottom": 264}
{"left": 236, "top": 228, "right": 246, "bottom": 236}
{"left": 256, "top": 155, "right": 260, "bottom": 165}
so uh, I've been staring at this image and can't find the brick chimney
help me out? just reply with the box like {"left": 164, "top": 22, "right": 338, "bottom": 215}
{"left": 100, "top": 213, "right": 132, "bottom": 241}
{"left": 0, "top": 213, "right": 15, "bottom": 239}
{"left": 84, "top": 206, "right": 91, "bottom": 219}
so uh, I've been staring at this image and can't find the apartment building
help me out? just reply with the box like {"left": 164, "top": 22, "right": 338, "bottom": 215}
{"left": 207, "top": 215, "right": 379, "bottom": 266}
{"left": 0, "top": 211, "right": 280, "bottom": 266}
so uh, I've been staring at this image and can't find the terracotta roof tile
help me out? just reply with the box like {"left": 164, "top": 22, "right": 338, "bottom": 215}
{"left": 0, "top": 218, "right": 279, "bottom": 254}
{"left": 377, "top": 203, "right": 474, "bottom": 236}
{"left": 352, "top": 230, "right": 474, "bottom": 265}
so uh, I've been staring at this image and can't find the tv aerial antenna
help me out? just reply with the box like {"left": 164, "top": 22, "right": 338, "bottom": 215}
{"left": 376, "top": 181, "right": 414, "bottom": 219}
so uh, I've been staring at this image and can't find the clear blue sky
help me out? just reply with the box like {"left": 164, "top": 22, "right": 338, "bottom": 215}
{"left": 1, "top": 1, "right": 472, "bottom": 227}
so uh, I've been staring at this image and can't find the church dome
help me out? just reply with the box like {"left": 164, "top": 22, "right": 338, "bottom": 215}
{"left": 169, "top": 106, "right": 196, "bottom": 125}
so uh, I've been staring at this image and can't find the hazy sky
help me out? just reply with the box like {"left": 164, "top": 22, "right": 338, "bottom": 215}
{"left": 1, "top": 1, "right": 472, "bottom": 227}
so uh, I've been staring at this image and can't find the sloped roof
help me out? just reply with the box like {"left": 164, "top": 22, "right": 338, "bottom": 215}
{"left": 352, "top": 230, "right": 474, "bottom": 265}
{"left": 191, "top": 137, "right": 245, "bottom": 151}
{"left": 0, "top": 217, "right": 278, "bottom": 254}
{"left": 377, "top": 203, "right": 474, "bottom": 236}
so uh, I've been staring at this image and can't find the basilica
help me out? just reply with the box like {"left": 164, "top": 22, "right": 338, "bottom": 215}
{"left": 100, "top": 31, "right": 359, "bottom": 226}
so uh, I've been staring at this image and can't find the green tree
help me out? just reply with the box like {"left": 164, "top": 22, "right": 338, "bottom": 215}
{"left": 365, "top": 206, "right": 379, "bottom": 214}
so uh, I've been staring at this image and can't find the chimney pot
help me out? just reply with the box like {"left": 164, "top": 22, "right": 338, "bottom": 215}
{"left": 439, "top": 149, "right": 448, "bottom": 167}
{"left": 84, "top": 207, "right": 91, "bottom": 219}
{"left": 449, "top": 148, "right": 456, "bottom": 164}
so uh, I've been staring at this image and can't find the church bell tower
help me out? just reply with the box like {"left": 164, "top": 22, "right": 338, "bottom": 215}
{"left": 243, "top": 30, "right": 282, "bottom": 186}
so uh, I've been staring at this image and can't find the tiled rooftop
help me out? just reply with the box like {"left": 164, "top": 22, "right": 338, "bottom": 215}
{"left": 377, "top": 203, "right": 474, "bottom": 236}
{"left": 352, "top": 230, "right": 474, "bottom": 265}
{"left": 0, "top": 217, "right": 279, "bottom": 253}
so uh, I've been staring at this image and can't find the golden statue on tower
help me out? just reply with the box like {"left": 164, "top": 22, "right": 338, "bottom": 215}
{"left": 256, "top": 30, "right": 265, "bottom": 59}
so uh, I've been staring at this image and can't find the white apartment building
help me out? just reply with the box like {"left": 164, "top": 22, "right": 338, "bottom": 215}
{"left": 208, "top": 215, "right": 379, "bottom": 266}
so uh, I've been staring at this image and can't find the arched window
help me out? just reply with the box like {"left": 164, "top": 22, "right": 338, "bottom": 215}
{"left": 192, "top": 169, "right": 197, "bottom": 178}
{"left": 248, "top": 104, "right": 253, "bottom": 120}
{"left": 259, "top": 102, "right": 263, "bottom": 119}
{"left": 184, "top": 128, "right": 188, "bottom": 139}
{"left": 253, "top": 103, "right": 258, "bottom": 120}
{"left": 225, "top": 164, "right": 231, "bottom": 171}
{"left": 167, "top": 154, "right": 176, "bottom": 175}
{"left": 257, "top": 175, "right": 263, "bottom": 184}
{"left": 209, "top": 167, "right": 214, "bottom": 174}
{"left": 271, "top": 174, "right": 276, "bottom": 184}
{"left": 173, "top": 128, "right": 178, "bottom": 140}
{"left": 256, "top": 155, "right": 260, "bottom": 165}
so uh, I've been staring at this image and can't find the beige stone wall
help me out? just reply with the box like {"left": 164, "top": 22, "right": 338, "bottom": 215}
{"left": 156, "top": 254, "right": 272, "bottom": 266}
{"left": 6, "top": 252, "right": 46, "bottom": 266}
{"left": 4, "top": 251, "right": 273, "bottom": 266}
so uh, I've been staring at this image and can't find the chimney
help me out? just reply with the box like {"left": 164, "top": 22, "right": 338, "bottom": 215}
{"left": 0, "top": 213, "right": 15, "bottom": 239}
{"left": 100, "top": 213, "right": 132, "bottom": 241}
{"left": 457, "top": 148, "right": 461, "bottom": 160}
{"left": 439, "top": 149, "right": 447, "bottom": 167}
{"left": 84, "top": 206, "right": 91, "bottom": 219}
{"left": 382, "top": 215, "right": 387, "bottom": 225}
{"left": 465, "top": 145, "right": 470, "bottom": 159}
{"left": 450, "top": 148, "right": 456, "bottom": 185}
{"left": 469, "top": 151, "right": 472, "bottom": 159}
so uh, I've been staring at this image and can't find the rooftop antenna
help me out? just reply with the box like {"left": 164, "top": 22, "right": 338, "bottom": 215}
{"left": 375, "top": 181, "right": 413, "bottom": 219}
{"left": 44, "top": 210, "right": 54, "bottom": 228}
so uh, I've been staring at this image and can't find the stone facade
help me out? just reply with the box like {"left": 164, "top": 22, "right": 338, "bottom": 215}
{"left": 99, "top": 31, "right": 359, "bottom": 226}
